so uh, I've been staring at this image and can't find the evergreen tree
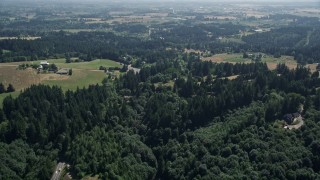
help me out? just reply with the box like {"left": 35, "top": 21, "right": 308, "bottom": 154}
{"left": 65, "top": 53, "right": 71, "bottom": 63}
{"left": 0, "top": 83, "right": 5, "bottom": 94}
{"left": 6, "top": 84, "right": 15, "bottom": 93}
{"left": 68, "top": 68, "right": 73, "bottom": 76}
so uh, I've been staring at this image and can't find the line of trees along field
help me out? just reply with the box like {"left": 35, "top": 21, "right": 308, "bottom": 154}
{"left": 0, "top": 83, "right": 15, "bottom": 94}
{"left": 1, "top": 55, "right": 320, "bottom": 179}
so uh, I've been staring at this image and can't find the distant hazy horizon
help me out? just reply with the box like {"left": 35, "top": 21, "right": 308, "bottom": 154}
{"left": 1, "top": 0, "right": 319, "bottom": 2}
{"left": 1, "top": 0, "right": 319, "bottom": 8}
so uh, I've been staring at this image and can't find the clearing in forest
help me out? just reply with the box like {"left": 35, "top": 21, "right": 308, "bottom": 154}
{"left": 0, "top": 59, "right": 121, "bottom": 106}
{"left": 202, "top": 53, "right": 298, "bottom": 70}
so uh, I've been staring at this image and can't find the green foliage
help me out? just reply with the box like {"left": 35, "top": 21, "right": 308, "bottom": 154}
{"left": 6, "top": 84, "right": 15, "bottom": 93}
{"left": 0, "top": 83, "right": 5, "bottom": 94}
{"left": 67, "top": 127, "right": 157, "bottom": 179}
{"left": 65, "top": 53, "right": 71, "bottom": 63}
{"left": 68, "top": 68, "right": 72, "bottom": 76}
{"left": 0, "top": 139, "right": 55, "bottom": 180}
{"left": 158, "top": 103, "right": 320, "bottom": 179}
{"left": 1, "top": 11, "right": 320, "bottom": 179}
{"left": 0, "top": 83, "right": 15, "bottom": 94}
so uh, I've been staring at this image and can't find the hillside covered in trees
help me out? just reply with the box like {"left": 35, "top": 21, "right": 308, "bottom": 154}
{"left": 1, "top": 1, "right": 320, "bottom": 179}
{"left": 1, "top": 59, "right": 320, "bottom": 179}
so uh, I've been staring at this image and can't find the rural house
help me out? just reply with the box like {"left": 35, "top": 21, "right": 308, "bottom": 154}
{"left": 283, "top": 112, "right": 301, "bottom": 124}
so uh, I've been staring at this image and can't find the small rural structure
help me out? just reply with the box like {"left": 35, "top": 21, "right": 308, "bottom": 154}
{"left": 283, "top": 112, "right": 301, "bottom": 125}
{"left": 56, "top": 68, "right": 70, "bottom": 75}
{"left": 40, "top": 61, "right": 50, "bottom": 66}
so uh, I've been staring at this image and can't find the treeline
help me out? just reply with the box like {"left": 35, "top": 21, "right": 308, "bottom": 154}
{"left": 0, "top": 83, "right": 15, "bottom": 94}
{"left": 3, "top": 18, "right": 110, "bottom": 32}
{"left": 242, "top": 26, "right": 320, "bottom": 64}
{"left": 151, "top": 23, "right": 246, "bottom": 45}
{"left": 0, "top": 31, "right": 177, "bottom": 64}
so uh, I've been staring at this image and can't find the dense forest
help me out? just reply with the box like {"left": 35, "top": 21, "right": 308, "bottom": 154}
{"left": 1, "top": 57, "right": 320, "bottom": 179}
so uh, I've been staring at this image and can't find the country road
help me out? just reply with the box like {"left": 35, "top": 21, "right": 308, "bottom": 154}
{"left": 128, "top": 64, "right": 141, "bottom": 73}
{"left": 51, "top": 162, "right": 65, "bottom": 180}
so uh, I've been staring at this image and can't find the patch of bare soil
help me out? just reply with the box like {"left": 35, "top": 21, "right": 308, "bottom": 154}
{"left": 266, "top": 63, "right": 277, "bottom": 70}
{"left": 202, "top": 56, "right": 224, "bottom": 63}
{"left": 307, "top": 64, "right": 318, "bottom": 73}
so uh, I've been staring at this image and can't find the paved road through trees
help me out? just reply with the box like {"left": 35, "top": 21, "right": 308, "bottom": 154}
{"left": 51, "top": 162, "right": 65, "bottom": 180}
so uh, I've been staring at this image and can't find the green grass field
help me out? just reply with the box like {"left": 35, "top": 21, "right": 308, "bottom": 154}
{"left": 202, "top": 53, "right": 298, "bottom": 71}
{"left": 62, "top": 59, "right": 121, "bottom": 70}
{"left": 0, "top": 59, "right": 121, "bottom": 106}
{"left": 223, "top": 54, "right": 249, "bottom": 63}
{"left": 42, "top": 69, "right": 106, "bottom": 91}
{"left": 260, "top": 55, "right": 296, "bottom": 64}
{"left": 204, "top": 53, "right": 251, "bottom": 63}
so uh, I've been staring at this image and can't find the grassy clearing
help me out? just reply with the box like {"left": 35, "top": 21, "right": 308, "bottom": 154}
{"left": 261, "top": 55, "right": 297, "bottom": 70}
{"left": 202, "top": 53, "right": 297, "bottom": 70}
{"left": 154, "top": 80, "right": 174, "bottom": 88}
{"left": 2, "top": 50, "right": 11, "bottom": 53}
{"left": 219, "top": 37, "right": 245, "bottom": 44}
{"left": 42, "top": 69, "right": 106, "bottom": 91}
{"left": 307, "top": 63, "right": 318, "bottom": 73}
{"left": 0, "top": 59, "right": 120, "bottom": 105}
{"left": 203, "top": 53, "right": 251, "bottom": 63}
{"left": 82, "top": 175, "right": 99, "bottom": 180}
{"left": 58, "top": 59, "right": 121, "bottom": 70}
{"left": 0, "top": 66, "right": 40, "bottom": 90}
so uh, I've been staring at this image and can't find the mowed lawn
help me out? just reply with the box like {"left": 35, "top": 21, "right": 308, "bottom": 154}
{"left": 54, "top": 59, "right": 121, "bottom": 70}
{"left": 0, "top": 59, "right": 121, "bottom": 106}
{"left": 42, "top": 69, "right": 106, "bottom": 91}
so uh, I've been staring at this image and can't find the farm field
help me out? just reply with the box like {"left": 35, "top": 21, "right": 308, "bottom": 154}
{"left": 202, "top": 53, "right": 298, "bottom": 70}
{"left": 0, "top": 59, "right": 121, "bottom": 105}
{"left": 41, "top": 69, "right": 106, "bottom": 91}
{"left": 202, "top": 53, "right": 250, "bottom": 63}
